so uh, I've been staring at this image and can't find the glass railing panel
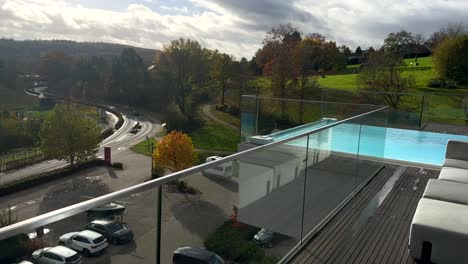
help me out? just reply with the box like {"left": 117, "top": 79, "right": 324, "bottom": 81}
{"left": 356, "top": 108, "right": 388, "bottom": 186}
{"left": 240, "top": 95, "right": 258, "bottom": 141}
{"left": 424, "top": 93, "right": 468, "bottom": 128}
{"left": 159, "top": 159, "right": 240, "bottom": 263}
{"left": 0, "top": 187, "right": 159, "bottom": 264}
{"left": 301, "top": 119, "right": 361, "bottom": 238}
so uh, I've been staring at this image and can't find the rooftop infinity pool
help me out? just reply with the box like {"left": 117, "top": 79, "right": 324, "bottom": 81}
{"left": 266, "top": 122, "right": 468, "bottom": 166}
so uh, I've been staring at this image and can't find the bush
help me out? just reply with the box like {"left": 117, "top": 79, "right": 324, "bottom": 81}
{"left": 163, "top": 104, "right": 204, "bottom": 133}
{"left": 215, "top": 104, "right": 229, "bottom": 112}
{"left": 205, "top": 220, "right": 277, "bottom": 263}
{"left": 0, "top": 234, "right": 29, "bottom": 263}
{"left": 215, "top": 104, "right": 240, "bottom": 116}
{"left": 427, "top": 78, "right": 458, "bottom": 88}
{"left": 100, "top": 127, "right": 114, "bottom": 140}
{"left": 427, "top": 78, "right": 443, "bottom": 88}
{"left": 228, "top": 105, "right": 240, "bottom": 116}
{"left": 152, "top": 163, "right": 165, "bottom": 179}
{"left": 111, "top": 162, "right": 123, "bottom": 169}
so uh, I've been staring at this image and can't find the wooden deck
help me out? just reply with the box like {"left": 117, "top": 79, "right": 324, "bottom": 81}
{"left": 289, "top": 165, "right": 439, "bottom": 264}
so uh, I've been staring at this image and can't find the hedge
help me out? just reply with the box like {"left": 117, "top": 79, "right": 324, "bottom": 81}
{"left": 205, "top": 220, "right": 278, "bottom": 264}
{"left": 0, "top": 159, "right": 105, "bottom": 197}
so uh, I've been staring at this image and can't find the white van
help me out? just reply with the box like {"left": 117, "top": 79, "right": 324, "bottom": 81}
{"left": 203, "top": 156, "right": 233, "bottom": 178}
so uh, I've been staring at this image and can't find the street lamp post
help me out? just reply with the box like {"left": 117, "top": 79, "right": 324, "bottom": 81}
{"left": 147, "top": 135, "right": 161, "bottom": 264}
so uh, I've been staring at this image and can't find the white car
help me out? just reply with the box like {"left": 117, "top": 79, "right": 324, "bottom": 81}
{"left": 203, "top": 156, "right": 233, "bottom": 179}
{"left": 59, "top": 230, "right": 108, "bottom": 256}
{"left": 31, "top": 246, "right": 81, "bottom": 264}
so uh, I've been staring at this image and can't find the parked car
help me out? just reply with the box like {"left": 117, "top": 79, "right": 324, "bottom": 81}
{"left": 85, "top": 219, "right": 134, "bottom": 244}
{"left": 253, "top": 228, "right": 274, "bottom": 248}
{"left": 31, "top": 246, "right": 81, "bottom": 264}
{"left": 202, "top": 156, "right": 233, "bottom": 179}
{"left": 173, "top": 247, "right": 224, "bottom": 264}
{"left": 59, "top": 230, "right": 108, "bottom": 256}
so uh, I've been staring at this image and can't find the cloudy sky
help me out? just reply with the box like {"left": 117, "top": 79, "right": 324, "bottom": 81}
{"left": 1, "top": 0, "right": 468, "bottom": 58}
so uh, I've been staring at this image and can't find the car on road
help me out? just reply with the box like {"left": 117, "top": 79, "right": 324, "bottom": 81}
{"left": 173, "top": 247, "right": 224, "bottom": 264}
{"left": 85, "top": 219, "right": 134, "bottom": 244}
{"left": 253, "top": 228, "right": 274, "bottom": 248}
{"left": 59, "top": 230, "right": 108, "bottom": 256}
{"left": 31, "top": 246, "right": 81, "bottom": 264}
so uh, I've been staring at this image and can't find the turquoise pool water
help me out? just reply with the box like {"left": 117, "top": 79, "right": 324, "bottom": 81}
{"left": 270, "top": 123, "right": 468, "bottom": 166}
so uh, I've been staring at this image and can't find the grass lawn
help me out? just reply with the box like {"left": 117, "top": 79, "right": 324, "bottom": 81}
{"left": 190, "top": 123, "right": 240, "bottom": 152}
{"left": 130, "top": 138, "right": 157, "bottom": 156}
{"left": 317, "top": 74, "right": 358, "bottom": 91}
{"left": 210, "top": 108, "right": 240, "bottom": 127}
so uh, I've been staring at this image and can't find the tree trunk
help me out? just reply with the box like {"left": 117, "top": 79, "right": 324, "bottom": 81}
{"left": 221, "top": 82, "right": 225, "bottom": 105}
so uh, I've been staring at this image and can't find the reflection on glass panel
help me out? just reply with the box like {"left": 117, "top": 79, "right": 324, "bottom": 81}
{"left": 237, "top": 137, "right": 308, "bottom": 260}
{"left": 357, "top": 108, "right": 388, "bottom": 186}
{"left": 161, "top": 159, "right": 248, "bottom": 263}
{"left": 240, "top": 95, "right": 258, "bottom": 141}
{"left": 0, "top": 188, "right": 158, "bottom": 264}
{"left": 301, "top": 120, "right": 361, "bottom": 238}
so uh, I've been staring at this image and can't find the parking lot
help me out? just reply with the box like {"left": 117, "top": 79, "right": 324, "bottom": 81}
{"left": 29, "top": 172, "right": 238, "bottom": 263}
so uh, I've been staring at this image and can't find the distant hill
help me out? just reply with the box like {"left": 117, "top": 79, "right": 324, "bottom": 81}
{"left": 0, "top": 39, "right": 159, "bottom": 69}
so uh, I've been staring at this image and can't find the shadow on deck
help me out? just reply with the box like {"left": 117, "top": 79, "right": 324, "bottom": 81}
{"left": 290, "top": 165, "right": 439, "bottom": 264}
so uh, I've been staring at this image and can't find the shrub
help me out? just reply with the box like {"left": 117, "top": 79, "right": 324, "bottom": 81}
{"left": 152, "top": 162, "right": 165, "bottom": 179}
{"left": 228, "top": 105, "right": 240, "bottom": 116}
{"left": 111, "top": 162, "right": 123, "bottom": 169}
{"left": 215, "top": 104, "right": 229, "bottom": 112}
{"left": 205, "top": 220, "right": 275, "bottom": 263}
{"left": 427, "top": 78, "right": 458, "bottom": 88}
{"left": 427, "top": 78, "right": 444, "bottom": 88}
{"left": 0, "top": 234, "right": 29, "bottom": 263}
{"left": 100, "top": 127, "right": 114, "bottom": 140}
{"left": 163, "top": 104, "right": 204, "bottom": 133}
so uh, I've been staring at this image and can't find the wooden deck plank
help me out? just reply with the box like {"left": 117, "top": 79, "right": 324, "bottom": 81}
{"left": 288, "top": 165, "right": 439, "bottom": 264}
{"left": 292, "top": 166, "right": 394, "bottom": 264}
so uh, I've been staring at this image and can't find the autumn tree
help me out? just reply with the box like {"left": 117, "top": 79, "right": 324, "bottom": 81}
{"left": 357, "top": 51, "right": 416, "bottom": 109}
{"left": 210, "top": 51, "right": 235, "bottom": 105}
{"left": 433, "top": 35, "right": 468, "bottom": 85}
{"left": 427, "top": 23, "right": 467, "bottom": 51}
{"left": 256, "top": 24, "right": 302, "bottom": 116}
{"left": 152, "top": 131, "right": 195, "bottom": 173}
{"left": 154, "top": 38, "right": 209, "bottom": 115}
{"left": 40, "top": 104, "right": 100, "bottom": 167}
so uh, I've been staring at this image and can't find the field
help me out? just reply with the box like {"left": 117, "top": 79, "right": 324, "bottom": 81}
{"left": 317, "top": 57, "right": 437, "bottom": 91}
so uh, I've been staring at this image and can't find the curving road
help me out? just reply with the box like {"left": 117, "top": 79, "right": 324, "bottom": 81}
{"left": 2, "top": 84, "right": 159, "bottom": 185}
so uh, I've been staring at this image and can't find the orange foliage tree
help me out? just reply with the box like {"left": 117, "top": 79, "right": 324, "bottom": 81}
{"left": 152, "top": 131, "right": 195, "bottom": 173}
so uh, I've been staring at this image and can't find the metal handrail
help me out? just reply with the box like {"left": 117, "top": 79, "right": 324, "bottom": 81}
{"left": 0, "top": 106, "right": 388, "bottom": 240}
{"left": 242, "top": 94, "right": 382, "bottom": 107}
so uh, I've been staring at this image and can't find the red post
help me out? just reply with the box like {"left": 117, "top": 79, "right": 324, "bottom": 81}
{"left": 104, "top": 147, "right": 111, "bottom": 166}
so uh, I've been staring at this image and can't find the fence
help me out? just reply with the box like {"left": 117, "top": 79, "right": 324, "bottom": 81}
{"left": 0, "top": 148, "right": 46, "bottom": 173}
{"left": 321, "top": 89, "right": 468, "bottom": 132}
